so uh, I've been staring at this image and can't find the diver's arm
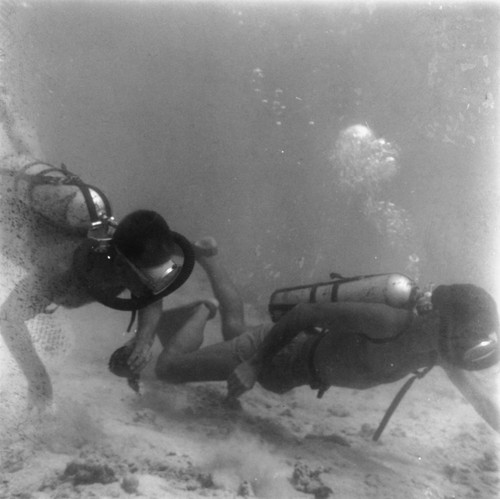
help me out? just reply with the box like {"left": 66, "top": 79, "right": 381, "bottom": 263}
{"left": 127, "top": 299, "right": 163, "bottom": 372}
{"left": 443, "top": 364, "right": 499, "bottom": 432}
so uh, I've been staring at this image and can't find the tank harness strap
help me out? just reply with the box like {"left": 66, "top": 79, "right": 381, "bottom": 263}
{"left": 372, "top": 364, "right": 434, "bottom": 442}
{"left": 14, "top": 161, "right": 63, "bottom": 195}
{"left": 58, "top": 163, "right": 113, "bottom": 224}
{"left": 307, "top": 328, "right": 331, "bottom": 399}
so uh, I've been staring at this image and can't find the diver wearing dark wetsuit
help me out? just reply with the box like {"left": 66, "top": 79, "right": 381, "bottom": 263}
{"left": 137, "top": 237, "right": 499, "bottom": 438}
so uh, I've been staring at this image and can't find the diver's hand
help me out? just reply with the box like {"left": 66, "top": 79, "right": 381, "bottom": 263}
{"left": 127, "top": 338, "right": 153, "bottom": 373}
{"left": 227, "top": 361, "right": 259, "bottom": 399}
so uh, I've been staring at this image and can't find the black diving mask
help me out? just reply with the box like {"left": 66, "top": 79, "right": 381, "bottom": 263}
{"left": 87, "top": 218, "right": 180, "bottom": 295}
{"left": 115, "top": 246, "right": 181, "bottom": 295}
{"left": 439, "top": 320, "right": 499, "bottom": 371}
{"left": 432, "top": 284, "right": 500, "bottom": 371}
{"left": 461, "top": 331, "right": 499, "bottom": 370}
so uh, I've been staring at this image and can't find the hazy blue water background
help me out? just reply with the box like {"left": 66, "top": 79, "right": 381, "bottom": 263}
{"left": 4, "top": 1, "right": 499, "bottom": 307}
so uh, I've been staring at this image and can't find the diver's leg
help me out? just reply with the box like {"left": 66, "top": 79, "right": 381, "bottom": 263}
{"left": 155, "top": 325, "right": 262, "bottom": 383}
{"left": 155, "top": 339, "right": 241, "bottom": 383}
{"left": 194, "top": 237, "right": 245, "bottom": 341}
{"left": 154, "top": 300, "right": 218, "bottom": 350}
{"left": 155, "top": 301, "right": 227, "bottom": 381}
{"left": 0, "top": 286, "right": 53, "bottom": 410}
{"left": 0, "top": 318, "right": 53, "bottom": 410}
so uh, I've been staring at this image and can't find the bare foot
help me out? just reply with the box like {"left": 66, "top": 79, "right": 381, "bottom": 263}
{"left": 193, "top": 237, "right": 218, "bottom": 258}
{"left": 223, "top": 395, "right": 242, "bottom": 411}
{"left": 200, "top": 298, "right": 219, "bottom": 320}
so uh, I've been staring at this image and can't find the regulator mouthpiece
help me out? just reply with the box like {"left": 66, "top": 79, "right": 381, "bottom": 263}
{"left": 87, "top": 217, "right": 117, "bottom": 253}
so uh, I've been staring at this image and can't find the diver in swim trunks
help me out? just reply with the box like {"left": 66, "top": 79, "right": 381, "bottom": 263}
{"left": 1, "top": 152, "right": 196, "bottom": 410}
{"left": 114, "top": 237, "right": 499, "bottom": 436}
{"left": 0, "top": 91, "right": 198, "bottom": 410}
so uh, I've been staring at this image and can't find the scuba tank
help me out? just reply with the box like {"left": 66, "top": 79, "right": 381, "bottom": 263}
{"left": 269, "top": 272, "right": 420, "bottom": 322}
{"left": 14, "top": 161, "right": 111, "bottom": 234}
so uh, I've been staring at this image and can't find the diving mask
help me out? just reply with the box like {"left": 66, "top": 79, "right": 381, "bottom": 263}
{"left": 432, "top": 284, "right": 500, "bottom": 371}
{"left": 462, "top": 332, "right": 498, "bottom": 370}
{"left": 115, "top": 246, "right": 181, "bottom": 295}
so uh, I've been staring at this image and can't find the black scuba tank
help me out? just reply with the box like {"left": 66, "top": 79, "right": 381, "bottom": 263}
{"left": 268, "top": 273, "right": 419, "bottom": 322}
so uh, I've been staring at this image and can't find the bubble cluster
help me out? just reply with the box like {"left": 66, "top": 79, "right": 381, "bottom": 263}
{"left": 330, "top": 124, "right": 399, "bottom": 197}
{"left": 330, "top": 125, "right": 420, "bottom": 278}
{"left": 363, "top": 200, "right": 414, "bottom": 250}
{"left": 251, "top": 68, "right": 287, "bottom": 126}
{"left": 405, "top": 253, "right": 421, "bottom": 283}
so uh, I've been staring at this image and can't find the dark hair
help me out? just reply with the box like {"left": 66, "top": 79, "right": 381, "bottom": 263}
{"left": 112, "top": 210, "right": 174, "bottom": 266}
{"left": 432, "top": 284, "right": 499, "bottom": 330}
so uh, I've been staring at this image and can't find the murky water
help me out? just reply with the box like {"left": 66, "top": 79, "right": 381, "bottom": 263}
{"left": 0, "top": 2, "right": 499, "bottom": 497}
{"left": 3, "top": 1, "right": 497, "bottom": 302}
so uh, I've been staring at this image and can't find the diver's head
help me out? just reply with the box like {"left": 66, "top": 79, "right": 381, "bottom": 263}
{"left": 432, "top": 284, "right": 499, "bottom": 370}
{"left": 112, "top": 210, "right": 180, "bottom": 296}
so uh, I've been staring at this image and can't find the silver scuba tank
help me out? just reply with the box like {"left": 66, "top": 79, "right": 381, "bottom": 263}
{"left": 14, "top": 162, "right": 110, "bottom": 233}
{"left": 268, "top": 273, "right": 419, "bottom": 322}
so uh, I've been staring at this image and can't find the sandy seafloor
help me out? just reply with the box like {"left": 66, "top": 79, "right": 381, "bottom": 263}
{"left": 1, "top": 268, "right": 499, "bottom": 499}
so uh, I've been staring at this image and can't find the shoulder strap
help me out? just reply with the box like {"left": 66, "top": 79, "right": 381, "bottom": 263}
{"left": 59, "top": 163, "right": 113, "bottom": 224}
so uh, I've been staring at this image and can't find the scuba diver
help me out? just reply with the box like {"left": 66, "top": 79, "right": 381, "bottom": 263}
{"left": 111, "top": 237, "right": 500, "bottom": 439}
{"left": 0, "top": 157, "right": 197, "bottom": 408}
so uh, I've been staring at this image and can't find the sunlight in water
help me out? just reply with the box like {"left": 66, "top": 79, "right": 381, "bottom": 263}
{"left": 330, "top": 124, "right": 400, "bottom": 198}
{"left": 330, "top": 124, "right": 421, "bottom": 280}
